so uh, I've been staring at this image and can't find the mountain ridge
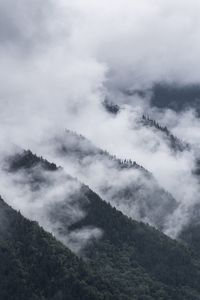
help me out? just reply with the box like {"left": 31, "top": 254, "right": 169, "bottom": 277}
{"left": 2, "top": 149, "right": 200, "bottom": 299}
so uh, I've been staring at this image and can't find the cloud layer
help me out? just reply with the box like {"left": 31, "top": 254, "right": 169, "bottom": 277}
{"left": 1, "top": 0, "right": 200, "bottom": 242}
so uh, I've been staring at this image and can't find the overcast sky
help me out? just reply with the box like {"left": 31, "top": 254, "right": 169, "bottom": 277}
{"left": 0, "top": 0, "right": 200, "bottom": 143}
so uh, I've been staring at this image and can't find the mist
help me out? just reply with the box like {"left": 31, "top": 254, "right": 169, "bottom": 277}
{"left": 1, "top": 0, "right": 200, "bottom": 241}
{"left": 0, "top": 152, "right": 102, "bottom": 253}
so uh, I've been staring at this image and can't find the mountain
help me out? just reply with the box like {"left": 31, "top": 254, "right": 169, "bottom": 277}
{"left": 151, "top": 83, "right": 200, "bottom": 113}
{"left": 0, "top": 197, "right": 120, "bottom": 300}
{"left": 102, "top": 98, "right": 190, "bottom": 153}
{"left": 4, "top": 149, "right": 200, "bottom": 299}
{"left": 178, "top": 201, "right": 200, "bottom": 257}
{"left": 47, "top": 130, "right": 178, "bottom": 231}
{"left": 71, "top": 190, "right": 200, "bottom": 300}
{"left": 141, "top": 115, "right": 189, "bottom": 152}
{"left": 102, "top": 99, "right": 120, "bottom": 115}
{"left": 122, "top": 83, "right": 200, "bottom": 114}
{"left": 4, "top": 149, "right": 103, "bottom": 253}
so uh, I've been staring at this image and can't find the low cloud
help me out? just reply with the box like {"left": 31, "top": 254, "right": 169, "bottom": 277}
{"left": 0, "top": 153, "right": 102, "bottom": 253}
{"left": 0, "top": 0, "right": 200, "bottom": 241}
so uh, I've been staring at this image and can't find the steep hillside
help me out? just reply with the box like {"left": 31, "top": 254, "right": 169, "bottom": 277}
{"left": 178, "top": 201, "right": 200, "bottom": 257}
{"left": 47, "top": 130, "right": 178, "bottom": 231}
{"left": 3, "top": 150, "right": 200, "bottom": 299}
{"left": 141, "top": 115, "right": 189, "bottom": 152}
{"left": 0, "top": 197, "right": 120, "bottom": 300}
{"left": 70, "top": 190, "right": 200, "bottom": 300}
{"left": 102, "top": 98, "right": 189, "bottom": 153}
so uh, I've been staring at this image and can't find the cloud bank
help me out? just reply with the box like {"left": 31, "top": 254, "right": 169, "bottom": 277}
{"left": 1, "top": 0, "right": 200, "bottom": 241}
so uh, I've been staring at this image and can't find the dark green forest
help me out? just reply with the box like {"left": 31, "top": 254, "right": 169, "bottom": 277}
{"left": 0, "top": 197, "right": 122, "bottom": 300}
{"left": 1, "top": 151, "right": 200, "bottom": 299}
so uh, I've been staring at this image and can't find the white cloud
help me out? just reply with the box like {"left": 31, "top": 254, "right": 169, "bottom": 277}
{"left": 1, "top": 0, "right": 200, "bottom": 239}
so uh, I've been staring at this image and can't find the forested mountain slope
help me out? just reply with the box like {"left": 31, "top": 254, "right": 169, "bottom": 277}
{"left": 141, "top": 115, "right": 189, "bottom": 152}
{"left": 3, "top": 150, "right": 200, "bottom": 299}
{"left": 71, "top": 190, "right": 200, "bottom": 300}
{"left": 47, "top": 130, "right": 178, "bottom": 231}
{"left": 0, "top": 197, "right": 120, "bottom": 300}
{"left": 102, "top": 97, "right": 189, "bottom": 153}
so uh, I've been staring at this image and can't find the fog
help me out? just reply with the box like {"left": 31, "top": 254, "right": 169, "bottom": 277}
{"left": 1, "top": 0, "right": 200, "bottom": 242}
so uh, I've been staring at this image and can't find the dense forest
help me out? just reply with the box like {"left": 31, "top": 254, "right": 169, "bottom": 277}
{"left": 1, "top": 150, "right": 200, "bottom": 299}
{"left": 0, "top": 197, "right": 122, "bottom": 300}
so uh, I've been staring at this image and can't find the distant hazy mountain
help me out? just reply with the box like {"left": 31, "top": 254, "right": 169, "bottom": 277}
{"left": 124, "top": 83, "right": 200, "bottom": 113}
{"left": 141, "top": 115, "right": 189, "bottom": 152}
{"left": 151, "top": 83, "right": 200, "bottom": 113}
{"left": 48, "top": 130, "right": 178, "bottom": 231}
{"left": 102, "top": 98, "right": 190, "bottom": 153}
